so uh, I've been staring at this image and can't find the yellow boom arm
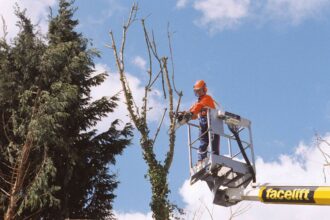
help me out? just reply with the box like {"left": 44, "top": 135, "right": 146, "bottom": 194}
{"left": 225, "top": 185, "right": 330, "bottom": 205}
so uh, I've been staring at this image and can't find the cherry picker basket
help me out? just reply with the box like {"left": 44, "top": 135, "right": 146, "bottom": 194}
{"left": 186, "top": 109, "right": 256, "bottom": 206}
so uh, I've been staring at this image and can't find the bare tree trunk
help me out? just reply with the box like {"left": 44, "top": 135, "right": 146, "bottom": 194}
{"left": 4, "top": 134, "right": 33, "bottom": 220}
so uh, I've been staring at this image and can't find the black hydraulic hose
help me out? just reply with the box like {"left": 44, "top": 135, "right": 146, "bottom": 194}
{"left": 228, "top": 125, "right": 256, "bottom": 183}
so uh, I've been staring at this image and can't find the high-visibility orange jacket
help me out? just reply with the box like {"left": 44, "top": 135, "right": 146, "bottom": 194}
{"left": 189, "top": 94, "right": 216, "bottom": 119}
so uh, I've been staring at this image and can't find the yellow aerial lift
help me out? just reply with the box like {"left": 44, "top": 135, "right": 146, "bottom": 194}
{"left": 182, "top": 109, "right": 330, "bottom": 206}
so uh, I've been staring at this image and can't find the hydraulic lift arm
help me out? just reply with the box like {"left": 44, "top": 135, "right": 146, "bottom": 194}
{"left": 224, "top": 185, "right": 330, "bottom": 206}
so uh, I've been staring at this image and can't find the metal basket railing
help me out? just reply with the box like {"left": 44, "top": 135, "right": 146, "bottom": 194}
{"left": 187, "top": 109, "right": 256, "bottom": 176}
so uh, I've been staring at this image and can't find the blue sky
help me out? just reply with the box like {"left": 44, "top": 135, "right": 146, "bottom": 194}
{"left": 78, "top": 0, "right": 330, "bottom": 216}
{"left": 1, "top": 0, "right": 330, "bottom": 219}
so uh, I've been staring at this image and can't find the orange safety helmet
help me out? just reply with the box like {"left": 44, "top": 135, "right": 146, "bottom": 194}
{"left": 193, "top": 80, "right": 208, "bottom": 93}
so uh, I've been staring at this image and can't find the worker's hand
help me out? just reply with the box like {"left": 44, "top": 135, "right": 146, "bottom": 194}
{"left": 177, "top": 113, "right": 184, "bottom": 122}
{"left": 183, "top": 112, "right": 193, "bottom": 121}
{"left": 176, "top": 111, "right": 187, "bottom": 122}
{"left": 175, "top": 111, "right": 192, "bottom": 125}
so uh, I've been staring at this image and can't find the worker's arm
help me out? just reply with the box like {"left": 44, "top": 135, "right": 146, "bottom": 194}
{"left": 189, "top": 96, "right": 214, "bottom": 119}
{"left": 189, "top": 102, "right": 203, "bottom": 119}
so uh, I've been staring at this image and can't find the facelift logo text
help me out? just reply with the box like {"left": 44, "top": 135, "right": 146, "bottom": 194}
{"left": 261, "top": 187, "right": 315, "bottom": 203}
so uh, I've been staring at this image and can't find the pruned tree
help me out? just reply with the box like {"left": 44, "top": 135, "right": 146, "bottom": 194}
{"left": 108, "top": 3, "right": 183, "bottom": 220}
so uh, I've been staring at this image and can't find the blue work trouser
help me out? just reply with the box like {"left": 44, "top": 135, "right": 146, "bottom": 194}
{"left": 198, "top": 116, "right": 220, "bottom": 161}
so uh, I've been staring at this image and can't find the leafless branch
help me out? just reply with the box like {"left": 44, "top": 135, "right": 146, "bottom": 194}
{"left": 141, "top": 18, "right": 153, "bottom": 124}
{"left": 315, "top": 133, "right": 330, "bottom": 183}
{"left": 317, "top": 141, "right": 330, "bottom": 164}
{"left": 315, "top": 134, "right": 330, "bottom": 162}
{"left": 22, "top": 207, "right": 44, "bottom": 220}
{"left": 323, "top": 166, "right": 327, "bottom": 183}
{"left": 175, "top": 95, "right": 183, "bottom": 115}
{"left": 149, "top": 70, "right": 163, "bottom": 89}
{"left": 108, "top": 31, "right": 121, "bottom": 69}
{"left": 142, "top": 20, "right": 169, "bottom": 102}
{"left": 163, "top": 57, "right": 176, "bottom": 171}
{"left": 152, "top": 108, "right": 167, "bottom": 147}
{"left": 142, "top": 18, "right": 153, "bottom": 88}
{"left": 2, "top": 111, "right": 12, "bottom": 143}
{"left": 110, "top": 29, "right": 140, "bottom": 118}
{"left": 191, "top": 202, "right": 203, "bottom": 220}
{"left": 229, "top": 202, "right": 252, "bottom": 219}
{"left": 167, "top": 23, "right": 180, "bottom": 96}
{"left": 1, "top": 16, "right": 8, "bottom": 40}
{"left": 167, "top": 23, "right": 183, "bottom": 118}
{"left": 199, "top": 199, "right": 214, "bottom": 220}
{"left": 0, "top": 170, "right": 13, "bottom": 186}
{"left": 318, "top": 135, "right": 330, "bottom": 146}
{"left": 109, "top": 29, "right": 140, "bottom": 125}
{"left": 120, "top": 3, "right": 138, "bottom": 67}
{"left": 151, "top": 30, "right": 167, "bottom": 99}
{"left": 119, "top": 4, "right": 141, "bottom": 117}
{"left": 0, "top": 187, "right": 10, "bottom": 197}
{"left": 1, "top": 161, "right": 15, "bottom": 171}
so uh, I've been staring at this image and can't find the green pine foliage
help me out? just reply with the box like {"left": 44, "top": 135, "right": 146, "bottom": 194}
{"left": 0, "top": 1, "right": 132, "bottom": 219}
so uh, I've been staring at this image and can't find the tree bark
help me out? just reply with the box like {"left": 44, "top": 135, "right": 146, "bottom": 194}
{"left": 4, "top": 135, "right": 33, "bottom": 220}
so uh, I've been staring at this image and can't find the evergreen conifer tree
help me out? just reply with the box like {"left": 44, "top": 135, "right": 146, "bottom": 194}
{"left": 0, "top": 9, "right": 74, "bottom": 220}
{"left": 39, "top": 0, "right": 132, "bottom": 219}
{"left": 0, "top": 1, "right": 132, "bottom": 219}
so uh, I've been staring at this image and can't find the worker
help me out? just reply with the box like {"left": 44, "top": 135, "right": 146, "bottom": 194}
{"left": 179, "top": 80, "right": 220, "bottom": 164}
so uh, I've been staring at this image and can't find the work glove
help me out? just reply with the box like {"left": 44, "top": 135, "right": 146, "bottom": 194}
{"left": 176, "top": 111, "right": 193, "bottom": 124}
{"left": 177, "top": 113, "right": 184, "bottom": 122}
{"left": 183, "top": 112, "right": 193, "bottom": 121}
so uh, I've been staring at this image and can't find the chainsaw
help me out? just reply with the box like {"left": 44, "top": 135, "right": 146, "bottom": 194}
{"left": 173, "top": 111, "right": 193, "bottom": 131}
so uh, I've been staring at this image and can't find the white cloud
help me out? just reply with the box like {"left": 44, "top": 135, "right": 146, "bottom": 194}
{"left": 114, "top": 211, "right": 153, "bottom": 220}
{"left": 193, "top": 0, "right": 251, "bottom": 32}
{"left": 179, "top": 0, "right": 330, "bottom": 32}
{"left": 91, "top": 63, "right": 165, "bottom": 132}
{"left": 83, "top": 0, "right": 125, "bottom": 27}
{"left": 179, "top": 134, "right": 330, "bottom": 219}
{"left": 132, "top": 56, "right": 147, "bottom": 71}
{"left": 0, "top": 0, "right": 56, "bottom": 39}
{"left": 176, "top": 0, "right": 190, "bottom": 9}
{"left": 265, "top": 0, "right": 330, "bottom": 25}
